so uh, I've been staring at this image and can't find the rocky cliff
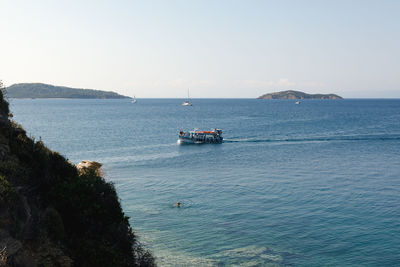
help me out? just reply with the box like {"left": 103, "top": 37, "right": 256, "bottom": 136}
{"left": 0, "top": 88, "right": 154, "bottom": 266}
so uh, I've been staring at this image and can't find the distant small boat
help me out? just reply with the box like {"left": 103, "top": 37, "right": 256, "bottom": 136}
{"left": 131, "top": 96, "right": 137, "bottom": 103}
{"left": 182, "top": 89, "right": 192, "bottom": 106}
{"left": 295, "top": 101, "right": 300, "bottom": 104}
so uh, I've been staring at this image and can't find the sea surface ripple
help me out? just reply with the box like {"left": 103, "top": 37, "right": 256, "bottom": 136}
{"left": 10, "top": 98, "right": 400, "bottom": 266}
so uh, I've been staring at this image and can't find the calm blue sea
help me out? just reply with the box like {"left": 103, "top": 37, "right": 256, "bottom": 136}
{"left": 9, "top": 98, "right": 400, "bottom": 266}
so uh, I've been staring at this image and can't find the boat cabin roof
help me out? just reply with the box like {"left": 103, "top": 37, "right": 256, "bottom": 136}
{"left": 184, "top": 129, "right": 221, "bottom": 135}
{"left": 196, "top": 131, "right": 215, "bottom": 134}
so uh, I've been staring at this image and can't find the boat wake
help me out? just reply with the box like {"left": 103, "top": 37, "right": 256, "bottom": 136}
{"left": 224, "top": 133, "right": 400, "bottom": 144}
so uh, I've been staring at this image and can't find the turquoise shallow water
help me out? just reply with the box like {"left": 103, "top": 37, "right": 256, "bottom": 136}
{"left": 9, "top": 98, "right": 400, "bottom": 266}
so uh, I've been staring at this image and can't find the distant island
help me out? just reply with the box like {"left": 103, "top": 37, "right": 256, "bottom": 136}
{"left": 257, "top": 90, "right": 342, "bottom": 99}
{"left": 6, "top": 83, "right": 130, "bottom": 99}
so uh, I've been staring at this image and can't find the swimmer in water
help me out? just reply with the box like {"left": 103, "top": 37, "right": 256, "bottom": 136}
{"left": 173, "top": 202, "right": 181, "bottom": 207}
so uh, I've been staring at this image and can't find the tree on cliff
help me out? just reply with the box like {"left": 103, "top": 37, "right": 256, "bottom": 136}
{"left": 0, "top": 80, "right": 5, "bottom": 100}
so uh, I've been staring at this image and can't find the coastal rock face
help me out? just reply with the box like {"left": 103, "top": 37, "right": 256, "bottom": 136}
{"left": 76, "top": 160, "right": 103, "bottom": 176}
{"left": 0, "top": 88, "right": 155, "bottom": 266}
{"left": 257, "top": 90, "right": 342, "bottom": 99}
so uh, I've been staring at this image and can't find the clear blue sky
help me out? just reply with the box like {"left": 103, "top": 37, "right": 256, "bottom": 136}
{"left": 1, "top": 0, "right": 399, "bottom": 98}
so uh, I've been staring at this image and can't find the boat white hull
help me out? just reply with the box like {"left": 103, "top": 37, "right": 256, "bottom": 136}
{"left": 177, "top": 136, "right": 223, "bottom": 145}
{"left": 177, "top": 139, "right": 196, "bottom": 145}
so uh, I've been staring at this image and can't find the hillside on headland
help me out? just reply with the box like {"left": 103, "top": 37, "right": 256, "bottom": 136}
{"left": 0, "top": 84, "right": 154, "bottom": 266}
{"left": 258, "top": 90, "right": 342, "bottom": 99}
{"left": 6, "top": 83, "right": 130, "bottom": 99}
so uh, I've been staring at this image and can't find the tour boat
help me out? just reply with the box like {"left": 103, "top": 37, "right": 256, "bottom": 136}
{"left": 178, "top": 129, "right": 223, "bottom": 144}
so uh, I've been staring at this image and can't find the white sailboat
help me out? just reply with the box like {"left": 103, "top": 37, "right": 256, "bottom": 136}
{"left": 131, "top": 95, "right": 137, "bottom": 103}
{"left": 182, "top": 89, "right": 192, "bottom": 106}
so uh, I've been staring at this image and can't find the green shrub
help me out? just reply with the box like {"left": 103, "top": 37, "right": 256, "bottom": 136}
{"left": 0, "top": 156, "right": 29, "bottom": 183}
{"left": 0, "top": 80, "right": 9, "bottom": 114}
{"left": 43, "top": 207, "right": 66, "bottom": 241}
{"left": 0, "top": 175, "right": 16, "bottom": 206}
